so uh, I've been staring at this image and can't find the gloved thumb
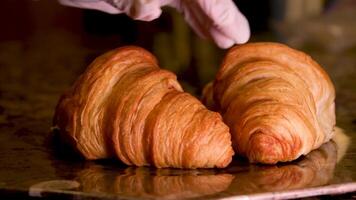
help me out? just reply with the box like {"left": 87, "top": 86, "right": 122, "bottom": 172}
{"left": 127, "top": 0, "right": 163, "bottom": 21}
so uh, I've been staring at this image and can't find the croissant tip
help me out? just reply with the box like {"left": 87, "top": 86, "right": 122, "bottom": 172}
{"left": 247, "top": 132, "right": 283, "bottom": 164}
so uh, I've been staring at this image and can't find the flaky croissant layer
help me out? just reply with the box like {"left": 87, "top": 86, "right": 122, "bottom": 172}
{"left": 203, "top": 42, "right": 335, "bottom": 164}
{"left": 54, "top": 46, "right": 234, "bottom": 169}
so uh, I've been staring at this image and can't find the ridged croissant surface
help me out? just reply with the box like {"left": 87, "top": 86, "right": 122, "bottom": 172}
{"left": 203, "top": 42, "right": 335, "bottom": 164}
{"left": 54, "top": 46, "right": 233, "bottom": 168}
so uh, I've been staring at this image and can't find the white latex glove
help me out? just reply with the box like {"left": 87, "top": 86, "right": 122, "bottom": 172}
{"left": 59, "top": 0, "right": 250, "bottom": 48}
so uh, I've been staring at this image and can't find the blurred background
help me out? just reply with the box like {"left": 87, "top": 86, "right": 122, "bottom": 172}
{"left": 0, "top": 0, "right": 355, "bottom": 127}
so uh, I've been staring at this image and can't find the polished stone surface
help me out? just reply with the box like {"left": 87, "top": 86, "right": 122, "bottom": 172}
{"left": 0, "top": 1, "right": 356, "bottom": 199}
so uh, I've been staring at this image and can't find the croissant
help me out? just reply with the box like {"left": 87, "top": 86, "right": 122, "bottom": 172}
{"left": 203, "top": 42, "right": 335, "bottom": 164}
{"left": 54, "top": 46, "right": 233, "bottom": 168}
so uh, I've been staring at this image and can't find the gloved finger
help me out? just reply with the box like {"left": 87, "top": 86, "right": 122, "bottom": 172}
{"left": 177, "top": 1, "right": 210, "bottom": 39}
{"left": 210, "top": 28, "right": 235, "bottom": 49}
{"left": 183, "top": 8, "right": 235, "bottom": 49}
{"left": 129, "top": 0, "right": 162, "bottom": 21}
{"left": 196, "top": 0, "right": 250, "bottom": 44}
{"left": 59, "top": 0, "right": 162, "bottom": 21}
{"left": 59, "top": 0, "right": 121, "bottom": 14}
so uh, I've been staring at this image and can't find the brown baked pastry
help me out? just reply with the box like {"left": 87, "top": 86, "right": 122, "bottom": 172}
{"left": 203, "top": 42, "right": 335, "bottom": 164}
{"left": 54, "top": 46, "right": 233, "bottom": 168}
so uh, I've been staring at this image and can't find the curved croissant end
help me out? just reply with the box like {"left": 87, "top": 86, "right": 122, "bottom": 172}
{"left": 54, "top": 46, "right": 234, "bottom": 168}
{"left": 228, "top": 141, "right": 337, "bottom": 194}
{"left": 206, "top": 42, "right": 335, "bottom": 164}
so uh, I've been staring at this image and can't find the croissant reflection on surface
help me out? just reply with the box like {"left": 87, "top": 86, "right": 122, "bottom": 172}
{"left": 76, "top": 166, "right": 234, "bottom": 199}
{"left": 227, "top": 141, "right": 337, "bottom": 195}
{"left": 203, "top": 42, "right": 336, "bottom": 164}
{"left": 53, "top": 46, "right": 234, "bottom": 168}
{"left": 76, "top": 140, "right": 337, "bottom": 199}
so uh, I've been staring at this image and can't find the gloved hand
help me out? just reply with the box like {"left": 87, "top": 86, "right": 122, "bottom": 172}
{"left": 59, "top": 0, "right": 250, "bottom": 48}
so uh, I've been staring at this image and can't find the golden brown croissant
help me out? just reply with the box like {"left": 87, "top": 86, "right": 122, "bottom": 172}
{"left": 54, "top": 46, "right": 233, "bottom": 168}
{"left": 203, "top": 42, "right": 335, "bottom": 164}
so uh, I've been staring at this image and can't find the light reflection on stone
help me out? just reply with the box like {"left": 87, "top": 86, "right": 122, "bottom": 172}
{"left": 76, "top": 167, "right": 234, "bottom": 199}
{"left": 225, "top": 141, "right": 337, "bottom": 195}
{"left": 74, "top": 130, "right": 346, "bottom": 199}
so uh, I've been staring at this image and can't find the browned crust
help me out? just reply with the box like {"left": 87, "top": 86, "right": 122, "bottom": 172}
{"left": 205, "top": 42, "right": 335, "bottom": 164}
{"left": 54, "top": 46, "right": 234, "bottom": 168}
